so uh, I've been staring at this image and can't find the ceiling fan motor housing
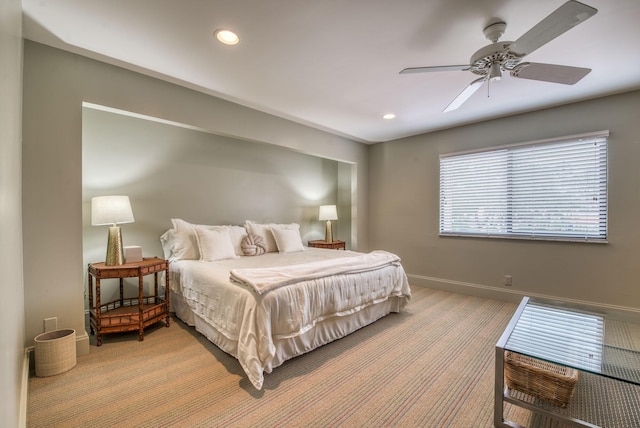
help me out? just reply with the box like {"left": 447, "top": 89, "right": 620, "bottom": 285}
{"left": 468, "top": 42, "right": 523, "bottom": 77}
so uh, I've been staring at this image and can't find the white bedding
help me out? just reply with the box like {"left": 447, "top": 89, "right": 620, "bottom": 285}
{"left": 230, "top": 250, "right": 402, "bottom": 294}
{"left": 170, "top": 247, "right": 411, "bottom": 389}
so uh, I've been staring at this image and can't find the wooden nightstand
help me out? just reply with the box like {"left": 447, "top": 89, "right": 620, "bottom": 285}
{"left": 88, "top": 257, "right": 170, "bottom": 346}
{"left": 308, "top": 240, "right": 346, "bottom": 250}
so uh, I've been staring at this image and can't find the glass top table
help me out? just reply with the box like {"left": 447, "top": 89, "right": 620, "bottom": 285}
{"left": 494, "top": 296, "right": 640, "bottom": 428}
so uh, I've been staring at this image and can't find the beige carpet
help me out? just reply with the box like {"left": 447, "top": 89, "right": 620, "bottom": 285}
{"left": 28, "top": 287, "right": 539, "bottom": 427}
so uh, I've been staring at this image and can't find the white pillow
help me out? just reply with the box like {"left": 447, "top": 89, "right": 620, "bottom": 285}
{"left": 169, "top": 219, "right": 199, "bottom": 260}
{"left": 172, "top": 229, "right": 199, "bottom": 260}
{"left": 271, "top": 224, "right": 305, "bottom": 253}
{"left": 169, "top": 219, "right": 246, "bottom": 259}
{"left": 227, "top": 225, "right": 248, "bottom": 257}
{"left": 159, "top": 229, "right": 175, "bottom": 260}
{"left": 245, "top": 221, "right": 279, "bottom": 253}
{"left": 193, "top": 226, "right": 237, "bottom": 262}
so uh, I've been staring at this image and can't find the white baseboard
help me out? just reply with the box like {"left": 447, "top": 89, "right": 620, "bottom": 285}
{"left": 75, "top": 330, "right": 90, "bottom": 356}
{"left": 20, "top": 347, "right": 32, "bottom": 428}
{"left": 407, "top": 273, "right": 640, "bottom": 321}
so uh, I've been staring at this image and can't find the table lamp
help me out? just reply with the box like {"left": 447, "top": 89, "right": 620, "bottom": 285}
{"left": 318, "top": 205, "right": 338, "bottom": 243}
{"left": 91, "top": 196, "right": 135, "bottom": 266}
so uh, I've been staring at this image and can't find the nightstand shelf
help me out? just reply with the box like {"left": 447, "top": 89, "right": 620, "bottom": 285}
{"left": 88, "top": 257, "right": 170, "bottom": 346}
{"left": 308, "top": 240, "right": 346, "bottom": 250}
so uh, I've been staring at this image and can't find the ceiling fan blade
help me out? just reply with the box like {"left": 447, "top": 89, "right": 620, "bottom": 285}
{"left": 511, "top": 62, "right": 591, "bottom": 84}
{"left": 511, "top": 1, "right": 597, "bottom": 56}
{"left": 443, "top": 77, "right": 485, "bottom": 113}
{"left": 400, "top": 65, "right": 469, "bottom": 74}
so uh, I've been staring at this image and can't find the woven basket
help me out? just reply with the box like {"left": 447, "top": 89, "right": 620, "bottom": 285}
{"left": 34, "top": 329, "right": 77, "bottom": 377}
{"left": 504, "top": 351, "right": 578, "bottom": 408}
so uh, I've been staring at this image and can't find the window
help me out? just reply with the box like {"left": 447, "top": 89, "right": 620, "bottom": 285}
{"left": 439, "top": 131, "right": 608, "bottom": 242}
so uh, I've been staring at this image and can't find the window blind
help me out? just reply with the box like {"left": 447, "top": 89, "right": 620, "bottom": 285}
{"left": 439, "top": 131, "right": 608, "bottom": 242}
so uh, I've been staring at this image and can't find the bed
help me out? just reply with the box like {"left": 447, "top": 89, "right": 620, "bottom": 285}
{"left": 161, "top": 219, "right": 411, "bottom": 390}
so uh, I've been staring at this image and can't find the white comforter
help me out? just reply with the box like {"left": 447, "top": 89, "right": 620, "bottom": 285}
{"left": 230, "top": 250, "right": 402, "bottom": 294}
{"left": 170, "top": 248, "right": 411, "bottom": 389}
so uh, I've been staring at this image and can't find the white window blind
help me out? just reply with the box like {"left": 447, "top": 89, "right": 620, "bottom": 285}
{"left": 439, "top": 131, "right": 608, "bottom": 242}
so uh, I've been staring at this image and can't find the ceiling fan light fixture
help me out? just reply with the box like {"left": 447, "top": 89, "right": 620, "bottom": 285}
{"left": 215, "top": 29, "right": 239, "bottom": 45}
{"left": 489, "top": 62, "right": 502, "bottom": 81}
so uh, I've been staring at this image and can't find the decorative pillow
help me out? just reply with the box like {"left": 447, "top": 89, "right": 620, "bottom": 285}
{"left": 241, "top": 233, "right": 267, "bottom": 256}
{"left": 245, "top": 221, "right": 279, "bottom": 253}
{"left": 193, "top": 226, "right": 237, "bottom": 262}
{"left": 271, "top": 224, "right": 305, "bottom": 253}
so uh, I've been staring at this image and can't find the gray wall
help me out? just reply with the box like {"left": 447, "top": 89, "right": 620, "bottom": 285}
{"left": 369, "top": 90, "right": 640, "bottom": 316}
{"left": 0, "top": 0, "right": 25, "bottom": 425}
{"left": 82, "top": 107, "right": 348, "bottom": 303}
{"left": 23, "top": 41, "right": 368, "bottom": 357}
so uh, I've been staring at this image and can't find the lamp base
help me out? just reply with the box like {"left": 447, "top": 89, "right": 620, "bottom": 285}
{"left": 105, "top": 226, "right": 125, "bottom": 266}
{"left": 325, "top": 220, "right": 333, "bottom": 243}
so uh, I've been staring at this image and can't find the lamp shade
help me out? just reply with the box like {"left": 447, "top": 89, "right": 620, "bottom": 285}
{"left": 318, "top": 205, "right": 338, "bottom": 221}
{"left": 91, "top": 196, "right": 135, "bottom": 226}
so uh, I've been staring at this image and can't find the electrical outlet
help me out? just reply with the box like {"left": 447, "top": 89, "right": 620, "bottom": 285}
{"left": 44, "top": 317, "right": 57, "bottom": 332}
{"left": 504, "top": 275, "right": 513, "bottom": 286}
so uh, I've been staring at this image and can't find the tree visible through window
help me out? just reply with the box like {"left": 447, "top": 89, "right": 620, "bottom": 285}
{"left": 439, "top": 131, "right": 608, "bottom": 242}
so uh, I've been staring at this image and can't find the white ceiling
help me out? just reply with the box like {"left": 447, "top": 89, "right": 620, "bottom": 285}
{"left": 22, "top": 0, "right": 640, "bottom": 143}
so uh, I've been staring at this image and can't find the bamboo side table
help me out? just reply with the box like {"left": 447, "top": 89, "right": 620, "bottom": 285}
{"left": 88, "top": 257, "right": 170, "bottom": 346}
{"left": 308, "top": 240, "right": 346, "bottom": 250}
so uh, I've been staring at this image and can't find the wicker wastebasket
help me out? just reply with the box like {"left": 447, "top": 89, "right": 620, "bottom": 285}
{"left": 34, "top": 329, "right": 77, "bottom": 377}
{"left": 504, "top": 351, "right": 578, "bottom": 408}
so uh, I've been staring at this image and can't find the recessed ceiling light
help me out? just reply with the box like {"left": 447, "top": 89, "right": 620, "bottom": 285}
{"left": 215, "top": 29, "right": 239, "bottom": 45}
{"left": 382, "top": 113, "right": 396, "bottom": 120}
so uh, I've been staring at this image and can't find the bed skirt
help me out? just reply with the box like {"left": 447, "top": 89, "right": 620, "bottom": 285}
{"left": 170, "top": 290, "right": 405, "bottom": 386}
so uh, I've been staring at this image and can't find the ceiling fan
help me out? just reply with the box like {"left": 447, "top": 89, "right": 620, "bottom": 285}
{"left": 400, "top": 1, "right": 598, "bottom": 112}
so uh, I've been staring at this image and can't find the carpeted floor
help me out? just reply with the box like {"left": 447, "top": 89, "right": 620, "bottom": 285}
{"left": 28, "top": 287, "right": 625, "bottom": 427}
